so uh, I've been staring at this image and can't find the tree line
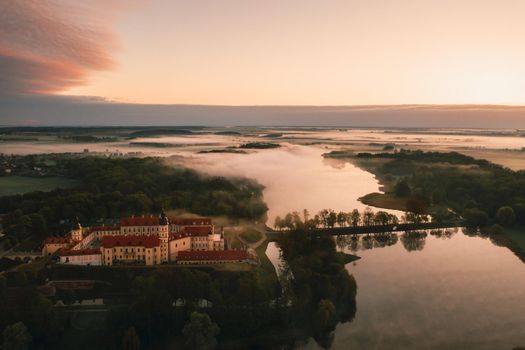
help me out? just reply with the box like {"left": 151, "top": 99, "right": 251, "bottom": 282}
{"left": 273, "top": 207, "right": 432, "bottom": 231}
{"left": 356, "top": 150, "right": 525, "bottom": 231}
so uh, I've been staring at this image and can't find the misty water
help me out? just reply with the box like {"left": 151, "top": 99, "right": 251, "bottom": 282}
{"left": 181, "top": 143, "right": 401, "bottom": 224}
{"left": 1, "top": 133, "right": 401, "bottom": 224}
{"left": 267, "top": 230, "right": 525, "bottom": 350}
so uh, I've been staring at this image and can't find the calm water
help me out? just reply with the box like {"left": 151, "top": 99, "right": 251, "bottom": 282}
{"left": 267, "top": 231, "right": 525, "bottom": 349}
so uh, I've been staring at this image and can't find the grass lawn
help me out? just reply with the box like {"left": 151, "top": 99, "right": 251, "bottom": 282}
{"left": 56, "top": 310, "right": 108, "bottom": 350}
{"left": 0, "top": 176, "right": 79, "bottom": 196}
{"left": 13, "top": 237, "right": 42, "bottom": 252}
{"left": 239, "top": 228, "right": 263, "bottom": 244}
{"left": 503, "top": 227, "right": 525, "bottom": 252}
{"left": 359, "top": 192, "right": 408, "bottom": 211}
{"left": 255, "top": 239, "right": 278, "bottom": 278}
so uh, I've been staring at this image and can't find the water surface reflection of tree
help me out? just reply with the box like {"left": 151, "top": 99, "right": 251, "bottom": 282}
{"left": 400, "top": 231, "right": 428, "bottom": 252}
{"left": 277, "top": 230, "right": 358, "bottom": 349}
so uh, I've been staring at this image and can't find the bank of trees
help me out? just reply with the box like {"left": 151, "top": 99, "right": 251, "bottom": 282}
{"left": 356, "top": 150, "right": 525, "bottom": 230}
{"left": 273, "top": 207, "right": 430, "bottom": 230}
{"left": 0, "top": 156, "right": 268, "bottom": 244}
{"left": 0, "top": 272, "right": 64, "bottom": 349}
{"left": 103, "top": 267, "right": 283, "bottom": 349}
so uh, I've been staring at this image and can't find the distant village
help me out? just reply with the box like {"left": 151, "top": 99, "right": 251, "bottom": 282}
{"left": 0, "top": 151, "right": 145, "bottom": 177}
{"left": 43, "top": 211, "right": 252, "bottom": 266}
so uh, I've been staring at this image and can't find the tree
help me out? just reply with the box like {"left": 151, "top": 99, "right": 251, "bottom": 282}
{"left": 318, "top": 209, "right": 329, "bottom": 227}
{"left": 336, "top": 212, "right": 347, "bottom": 227}
{"left": 373, "top": 211, "right": 390, "bottom": 226}
{"left": 495, "top": 206, "right": 516, "bottom": 227}
{"left": 122, "top": 327, "right": 141, "bottom": 350}
{"left": 394, "top": 180, "right": 411, "bottom": 197}
{"left": 28, "top": 213, "right": 47, "bottom": 238}
{"left": 310, "top": 214, "right": 321, "bottom": 229}
{"left": 182, "top": 312, "right": 220, "bottom": 350}
{"left": 313, "top": 299, "right": 336, "bottom": 331}
{"left": 512, "top": 203, "right": 525, "bottom": 225}
{"left": 326, "top": 210, "right": 337, "bottom": 228}
{"left": 350, "top": 209, "right": 360, "bottom": 227}
{"left": 405, "top": 197, "right": 428, "bottom": 215}
{"left": 274, "top": 216, "right": 283, "bottom": 230}
{"left": 282, "top": 213, "right": 294, "bottom": 230}
{"left": 463, "top": 208, "right": 489, "bottom": 228}
{"left": 302, "top": 209, "right": 310, "bottom": 223}
{"left": 2, "top": 322, "right": 32, "bottom": 350}
{"left": 362, "top": 208, "right": 374, "bottom": 226}
{"left": 291, "top": 211, "right": 303, "bottom": 229}
{"left": 488, "top": 224, "right": 505, "bottom": 235}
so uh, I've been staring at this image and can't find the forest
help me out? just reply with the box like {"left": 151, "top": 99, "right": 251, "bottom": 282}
{"left": 349, "top": 150, "right": 525, "bottom": 228}
{"left": 0, "top": 156, "right": 268, "bottom": 246}
{"left": 0, "top": 226, "right": 357, "bottom": 349}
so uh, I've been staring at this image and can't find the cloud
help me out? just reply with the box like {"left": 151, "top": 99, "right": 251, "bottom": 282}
{"left": 0, "top": 0, "right": 119, "bottom": 96}
{"left": 1, "top": 95, "right": 525, "bottom": 128}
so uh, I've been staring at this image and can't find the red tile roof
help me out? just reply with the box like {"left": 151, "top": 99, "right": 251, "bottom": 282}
{"left": 177, "top": 250, "right": 248, "bottom": 261}
{"left": 170, "top": 217, "right": 212, "bottom": 226}
{"left": 44, "top": 237, "right": 69, "bottom": 244}
{"left": 169, "top": 232, "right": 190, "bottom": 240}
{"left": 59, "top": 248, "right": 100, "bottom": 256}
{"left": 101, "top": 235, "right": 160, "bottom": 248}
{"left": 49, "top": 280, "right": 95, "bottom": 290}
{"left": 182, "top": 226, "right": 212, "bottom": 236}
{"left": 89, "top": 225, "right": 120, "bottom": 232}
{"left": 120, "top": 216, "right": 160, "bottom": 227}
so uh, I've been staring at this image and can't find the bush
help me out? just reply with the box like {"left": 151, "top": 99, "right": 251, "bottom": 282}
{"left": 495, "top": 206, "right": 516, "bottom": 227}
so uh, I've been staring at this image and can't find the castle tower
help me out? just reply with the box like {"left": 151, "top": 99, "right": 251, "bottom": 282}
{"left": 70, "top": 216, "right": 83, "bottom": 242}
{"left": 159, "top": 209, "right": 169, "bottom": 262}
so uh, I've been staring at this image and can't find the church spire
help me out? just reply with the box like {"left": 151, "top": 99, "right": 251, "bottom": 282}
{"left": 159, "top": 209, "right": 169, "bottom": 225}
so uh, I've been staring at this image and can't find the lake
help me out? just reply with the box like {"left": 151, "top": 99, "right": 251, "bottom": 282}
{"left": 180, "top": 143, "right": 401, "bottom": 225}
{"left": 266, "top": 230, "right": 525, "bottom": 349}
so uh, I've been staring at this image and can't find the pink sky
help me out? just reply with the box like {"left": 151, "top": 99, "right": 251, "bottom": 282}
{"left": 2, "top": 0, "right": 525, "bottom": 106}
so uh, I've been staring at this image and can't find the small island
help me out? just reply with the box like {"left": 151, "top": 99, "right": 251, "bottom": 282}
{"left": 238, "top": 142, "right": 281, "bottom": 149}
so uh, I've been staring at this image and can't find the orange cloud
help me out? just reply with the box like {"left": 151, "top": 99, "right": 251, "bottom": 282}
{"left": 0, "top": 0, "right": 120, "bottom": 95}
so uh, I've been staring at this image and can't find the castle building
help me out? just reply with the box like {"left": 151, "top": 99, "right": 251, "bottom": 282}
{"left": 177, "top": 250, "right": 248, "bottom": 265}
{"left": 59, "top": 248, "right": 101, "bottom": 265}
{"left": 101, "top": 235, "right": 161, "bottom": 266}
{"left": 70, "top": 217, "right": 83, "bottom": 242}
{"left": 45, "top": 211, "right": 244, "bottom": 266}
{"left": 42, "top": 237, "right": 70, "bottom": 256}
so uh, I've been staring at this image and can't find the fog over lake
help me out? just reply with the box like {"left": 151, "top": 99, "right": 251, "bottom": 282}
{"left": 182, "top": 144, "right": 396, "bottom": 224}
{"left": 2, "top": 128, "right": 524, "bottom": 224}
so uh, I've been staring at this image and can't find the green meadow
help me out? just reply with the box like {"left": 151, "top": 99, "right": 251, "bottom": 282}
{"left": 0, "top": 176, "right": 79, "bottom": 196}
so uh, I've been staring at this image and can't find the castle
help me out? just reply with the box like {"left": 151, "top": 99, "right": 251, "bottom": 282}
{"left": 42, "top": 211, "right": 249, "bottom": 266}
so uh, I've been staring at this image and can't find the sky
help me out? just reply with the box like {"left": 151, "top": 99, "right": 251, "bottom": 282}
{"left": 1, "top": 0, "right": 525, "bottom": 126}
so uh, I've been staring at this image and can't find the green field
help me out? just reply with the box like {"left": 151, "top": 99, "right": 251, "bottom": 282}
{"left": 0, "top": 176, "right": 79, "bottom": 196}
{"left": 239, "top": 227, "right": 263, "bottom": 244}
{"left": 504, "top": 227, "right": 525, "bottom": 251}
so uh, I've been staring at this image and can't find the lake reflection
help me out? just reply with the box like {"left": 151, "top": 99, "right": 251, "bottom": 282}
{"left": 268, "top": 231, "right": 525, "bottom": 349}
